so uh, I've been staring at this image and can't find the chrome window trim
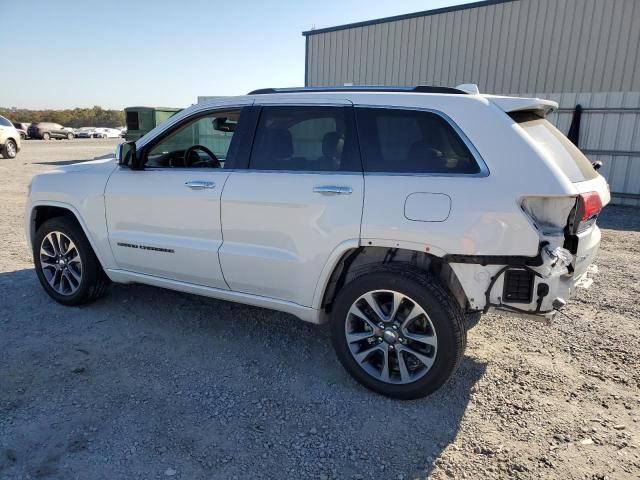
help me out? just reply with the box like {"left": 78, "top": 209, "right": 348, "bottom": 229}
{"left": 354, "top": 104, "right": 490, "bottom": 178}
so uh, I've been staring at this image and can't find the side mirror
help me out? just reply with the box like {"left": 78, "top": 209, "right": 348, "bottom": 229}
{"left": 116, "top": 141, "right": 138, "bottom": 169}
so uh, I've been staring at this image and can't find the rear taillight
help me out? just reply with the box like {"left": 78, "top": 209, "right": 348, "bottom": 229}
{"left": 575, "top": 191, "right": 602, "bottom": 232}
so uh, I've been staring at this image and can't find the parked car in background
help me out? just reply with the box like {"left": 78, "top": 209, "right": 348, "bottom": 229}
{"left": 74, "top": 127, "right": 95, "bottom": 138}
{"left": 24, "top": 85, "right": 609, "bottom": 398}
{"left": 92, "top": 127, "right": 122, "bottom": 139}
{"left": 0, "top": 115, "right": 21, "bottom": 158}
{"left": 12, "top": 122, "right": 28, "bottom": 140}
{"left": 124, "top": 106, "right": 181, "bottom": 142}
{"left": 28, "top": 122, "right": 74, "bottom": 140}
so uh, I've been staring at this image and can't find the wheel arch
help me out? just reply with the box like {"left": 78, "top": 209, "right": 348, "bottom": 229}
{"left": 28, "top": 202, "right": 109, "bottom": 271}
{"left": 314, "top": 242, "right": 471, "bottom": 321}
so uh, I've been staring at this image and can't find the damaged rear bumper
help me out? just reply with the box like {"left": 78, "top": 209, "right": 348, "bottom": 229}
{"left": 449, "top": 233, "right": 600, "bottom": 324}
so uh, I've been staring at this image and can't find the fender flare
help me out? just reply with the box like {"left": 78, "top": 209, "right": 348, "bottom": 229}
{"left": 27, "top": 200, "right": 112, "bottom": 270}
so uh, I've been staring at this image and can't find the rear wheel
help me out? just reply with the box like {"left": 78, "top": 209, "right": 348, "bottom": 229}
{"left": 42, "top": 132, "right": 50, "bottom": 140}
{"left": 330, "top": 269, "right": 466, "bottom": 399}
{"left": 33, "top": 216, "right": 109, "bottom": 305}
{"left": 2, "top": 139, "right": 17, "bottom": 158}
{"left": 67, "top": 133, "right": 74, "bottom": 140}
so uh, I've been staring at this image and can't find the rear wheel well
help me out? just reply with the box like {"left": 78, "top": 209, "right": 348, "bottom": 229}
{"left": 321, "top": 247, "right": 470, "bottom": 314}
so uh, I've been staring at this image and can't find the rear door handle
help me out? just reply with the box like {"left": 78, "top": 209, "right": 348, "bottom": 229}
{"left": 185, "top": 180, "right": 216, "bottom": 190}
{"left": 313, "top": 185, "right": 353, "bottom": 195}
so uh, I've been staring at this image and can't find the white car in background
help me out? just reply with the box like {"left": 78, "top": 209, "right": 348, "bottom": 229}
{"left": 92, "top": 128, "right": 122, "bottom": 139}
{"left": 24, "top": 85, "right": 610, "bottom": 399}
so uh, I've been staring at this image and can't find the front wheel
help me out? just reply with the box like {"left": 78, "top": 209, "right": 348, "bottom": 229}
{"left": 330, "top": 269, "right": 466, "bottom": 399}
{"left": 67, "top": 133, "right": 74, "bottom": 140}
{"left": 2, "top": 139, "right": 17, "bottom": 158}
{"left": 33, "top": 216, "right": 109, "bottom": 305}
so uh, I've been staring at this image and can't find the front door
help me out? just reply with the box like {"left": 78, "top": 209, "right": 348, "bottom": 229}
{"left": 105, "top": 108, "right": 248, "bottom": 289}
{"left": 219, "top": 103, "right": 364, "bottom": 306}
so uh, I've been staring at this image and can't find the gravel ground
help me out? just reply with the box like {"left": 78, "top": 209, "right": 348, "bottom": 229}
{"left": 0, "top": 139, "right": 638, "bottom": 479}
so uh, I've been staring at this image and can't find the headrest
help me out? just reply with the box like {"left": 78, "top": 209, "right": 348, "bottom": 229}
{"left": 322, "top": 131, "right": 340, "bottom": 156}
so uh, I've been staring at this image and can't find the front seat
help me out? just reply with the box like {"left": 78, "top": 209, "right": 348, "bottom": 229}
{"left": 255, "top": 128, "right": 294, "bottom": 169}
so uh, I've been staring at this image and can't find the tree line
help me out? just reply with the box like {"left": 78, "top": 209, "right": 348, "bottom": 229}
{"left": 0, "top": 106, "right": 125, "bottom": 128}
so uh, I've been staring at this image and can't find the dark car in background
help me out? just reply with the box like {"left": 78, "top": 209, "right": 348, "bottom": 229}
{"left": 28, "top": 122, "right": 74, "bottom": 140}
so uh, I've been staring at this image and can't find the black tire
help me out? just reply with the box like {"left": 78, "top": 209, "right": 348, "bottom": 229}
{"left": 330, "top": 267, "right": 467, "bottom": 399}
{"left": 42, "top": 132, "right": 50, "bottom": 140}
{"left": 33, "top": 216, "right": 109, "bottom": 306}
{"left": 2, "top": 139, "right": 17, "bottom": 159}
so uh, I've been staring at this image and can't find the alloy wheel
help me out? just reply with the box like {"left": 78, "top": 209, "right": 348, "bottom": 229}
{"left": 345, "top": 289, "right": 438, "bottom": 384}
{"left": 39, "top": 231, "right": 83, "bottom": 295}
{"left": 6, "top": 141, "right": 16, "bottom": 158}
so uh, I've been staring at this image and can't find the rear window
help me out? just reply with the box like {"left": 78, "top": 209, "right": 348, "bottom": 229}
{"left": 511, "top": 112, "right": 598, "bottom": 182}
{"left": 355, "top": 108, "right": 481, "bottom": 174}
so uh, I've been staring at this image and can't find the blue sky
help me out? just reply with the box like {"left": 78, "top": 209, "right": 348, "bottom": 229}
{"left": 1, "top": 0, "right": 472, "bottom": 109}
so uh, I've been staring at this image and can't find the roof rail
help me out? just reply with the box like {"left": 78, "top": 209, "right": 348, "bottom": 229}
{"left": 247, "top": 86, "right": 468, "bottom": 95}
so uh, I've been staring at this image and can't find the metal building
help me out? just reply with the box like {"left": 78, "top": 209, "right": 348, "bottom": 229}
{"left": 302, "top": 0, "right": 640, "bottom": 205}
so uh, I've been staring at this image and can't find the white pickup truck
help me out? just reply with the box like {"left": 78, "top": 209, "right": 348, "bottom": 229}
{"left": 25, "top": 85, "right": 609, "bottom": 398}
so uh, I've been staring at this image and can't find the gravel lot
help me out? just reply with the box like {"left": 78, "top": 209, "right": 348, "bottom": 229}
{"left": 1, "top": 139, "right": 638, "bottom": 479}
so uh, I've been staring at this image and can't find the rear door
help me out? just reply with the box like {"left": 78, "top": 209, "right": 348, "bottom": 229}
{"left": 219, "top": 102, "right": 364, "bottom": 306}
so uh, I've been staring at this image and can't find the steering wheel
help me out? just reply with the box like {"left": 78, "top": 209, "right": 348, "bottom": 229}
{"left": 183, "top": 145, "right": 220, "bottom": 168}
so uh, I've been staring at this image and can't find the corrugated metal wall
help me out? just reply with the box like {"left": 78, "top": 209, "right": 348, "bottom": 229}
{"left": 304, "top": 0, "right": 640, "bottom": 205}
{"left": 543, "top": 91, "right": 640, "bottom": 206}
{"left": 305, "top": 0, "right": 640, "bottom": 95}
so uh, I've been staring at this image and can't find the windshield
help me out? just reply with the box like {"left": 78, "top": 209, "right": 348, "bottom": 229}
{"left": 512, "top": 112, "right": 598, "bottom": 182}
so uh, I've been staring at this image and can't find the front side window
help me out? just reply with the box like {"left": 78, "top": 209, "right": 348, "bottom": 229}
{"left": 0, "top": 116, "right": 13, "bottom": 127}
{"left": 356, "top": 108, "right": 480, "bottom": 174}
{"left": 144, "top": 109, "right": 241, "bottom": 169}
{"left": 249, "top": 106, "right": 359, "bottom": 172}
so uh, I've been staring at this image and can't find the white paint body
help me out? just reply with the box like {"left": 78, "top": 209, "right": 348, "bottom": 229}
{"left": 25, "top": 91, "right": 610, "bottom": 324}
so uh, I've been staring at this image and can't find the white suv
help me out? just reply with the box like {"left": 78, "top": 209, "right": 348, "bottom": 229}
{"left": 0, "top": 115, "right": 21, "bottom": 158}
{"left": 25, "top": 86, "right": 609, "bottom": 398}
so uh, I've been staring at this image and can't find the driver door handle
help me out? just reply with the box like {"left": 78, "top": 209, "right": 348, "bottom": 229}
{"left": 185, "top": 180, "right": 216, "bottom": 190}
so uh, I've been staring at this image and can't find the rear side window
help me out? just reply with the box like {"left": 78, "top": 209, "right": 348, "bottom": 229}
{"left": 355, "top": 108, "right": 480, "bottom": 174}
{"left": 511, "top": 112, "right": 598, "bottom": 182}
{"left": 0, "top": 116, "right": 12, "bottom": 127}
{"left": 249, "top": 106, "right": 360, "bottom": 172}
